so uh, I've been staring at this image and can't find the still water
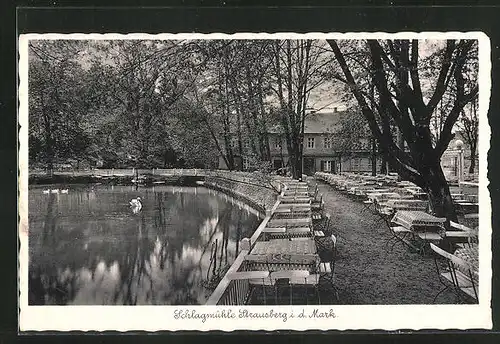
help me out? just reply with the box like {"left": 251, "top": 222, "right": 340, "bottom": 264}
{"left": 28, "top": 185, "right": 261, "bottom": 305}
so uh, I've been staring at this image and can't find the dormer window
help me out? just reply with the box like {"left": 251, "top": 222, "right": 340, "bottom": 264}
{"left": 307, "top": 137, "right": 315, "bottom": 149}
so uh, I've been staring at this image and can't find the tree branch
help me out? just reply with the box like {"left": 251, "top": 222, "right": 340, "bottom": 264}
{"left": 328, "top": 39, "right": 420, "bottom": 181}
{"left": 425, "top": 40, "right": 456, "bottom": 116}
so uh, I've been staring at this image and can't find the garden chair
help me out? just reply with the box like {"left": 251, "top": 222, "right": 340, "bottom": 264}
{"left": 384, "top": 225, "right": 413, "bottom": 252}
{"left": 314, "top": 212, "right": 331, "bottom": 235}
{"left": 289, "top": 273, "right": 322, "bottom": 305}
{"left": 444, "top": 221, "right": 477, "bottom": 250}
{"left": 315, "top": 236, "right": 339, "bottom": 302}
{"left": 360, "top": 197, "right": 377, "bottom": 216}
{"left": 429, "top": 243, "right": 478, "bottom": 303}
{"left": 317, "top": 235, "right": 337, "bottom": 281}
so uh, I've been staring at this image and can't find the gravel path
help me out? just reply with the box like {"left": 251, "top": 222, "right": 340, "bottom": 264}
{"left": 315, "top": 180, "right": 461, "bottom": 305}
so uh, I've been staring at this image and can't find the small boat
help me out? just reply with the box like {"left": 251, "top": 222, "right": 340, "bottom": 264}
{"left": 61, "top": 189, "right": 69, "bottom": 194}
{"left": 51, "top": 189, "right": 60, "bottom": 194}
{"left": 42, "top": 189, "right": 50, "bottom": 194}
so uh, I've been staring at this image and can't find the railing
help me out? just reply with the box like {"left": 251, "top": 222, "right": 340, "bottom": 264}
{"left": 29, "top": 168, "right": 270, "bottom": 179}
{"left": 217, "top": 278, "right": 251, "bottom": 306}
{"left": 208, "top": 253, "right": 251, "bottom": 306}
{"left": 93, "top": 168, "right": 207, "bottom": 177}
{"left": 205, "top": 185, "right": 287, "bottom": 305}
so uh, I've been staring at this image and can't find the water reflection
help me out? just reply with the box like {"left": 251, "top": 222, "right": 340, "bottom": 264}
{"left": 28, "top": 185, "right": 260, "bottom": 305}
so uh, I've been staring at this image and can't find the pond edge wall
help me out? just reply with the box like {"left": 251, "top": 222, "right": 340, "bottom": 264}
{"left": 202, "top": 178, "right": 277, "bottom": 218}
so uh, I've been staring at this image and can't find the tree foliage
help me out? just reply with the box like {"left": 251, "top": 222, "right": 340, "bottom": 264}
{"left": 327, "top": 39, "right": 479, "bottom": 220}
{"left": 28, "top": 38, "right": 481, "bottom": 221}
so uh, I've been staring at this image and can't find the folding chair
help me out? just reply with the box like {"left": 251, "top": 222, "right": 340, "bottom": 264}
{"left": 429, "top": 243, "right": 478, "bottom": 303}
{"left": 318, "top": 235, "right": 336, "bottom": 275}
{"left": 448, "top": 221, "right": 478, "bottom": 249}
{"left": 315, "top": 213, "right": 331, "bottom": 235}
{"left": 360, "top": 196, "right": 376, "bottom": 216}
{"left": 315, "top": 231, "right": 334, "bottom": 258}
{"left": 314, "top": 235, "right": 339, "bottom": 300}
{"left": 384, "top": 225, "right": 413, "bottom": 251}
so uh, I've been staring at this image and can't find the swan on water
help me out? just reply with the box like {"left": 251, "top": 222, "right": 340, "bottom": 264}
{"left": 51, "top": 189, "right": 60, "bottom": 194}
{"left": 130, "top": 197, "right": 142, "bottom": 211}
{"left": 61, "top": 189, "right": 69, "bottom": 194}
{"left": 42, "top": 189, "right": 50, "bottom": 194}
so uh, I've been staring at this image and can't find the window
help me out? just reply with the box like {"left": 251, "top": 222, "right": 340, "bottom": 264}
{"left": 352, "top": 158, "right": 360, "bottom": 171}
{"left": 321, "top": 160, "right": 333, "bottom": 172}
{"left": 242, "top": 157, "right": 250, "bottom": 170}
{"left": 274, "top": 137, "right": 282, "bottom": 149}
{"left": 307, "top": 137, "right": 315, "bottom": 149}
{"left": 324, "top": 137, "right": 332, "bottom": 149}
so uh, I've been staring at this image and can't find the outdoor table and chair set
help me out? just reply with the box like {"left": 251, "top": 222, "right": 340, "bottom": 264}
{"left": 223, "top": 181, "right": 338, "bottom": 305}
{"left": 239, "top": 236, "right": 338, "bottom": 305}
{"left": 315, "top": 171, "right": 479, "bottom": 304}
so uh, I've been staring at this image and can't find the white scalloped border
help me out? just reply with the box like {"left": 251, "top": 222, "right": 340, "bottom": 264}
{"left": 18, "top": 31, "right": 492, "bottom": 331}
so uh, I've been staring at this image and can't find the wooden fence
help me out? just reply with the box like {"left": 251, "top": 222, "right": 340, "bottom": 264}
{"left": 29, "top": 168, "right": 262, "bottom": 179}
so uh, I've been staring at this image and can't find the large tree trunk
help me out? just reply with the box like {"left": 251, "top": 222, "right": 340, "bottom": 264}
{"left": 258, "top": 81, "right": 271, "bottom": 162}
{"left": 371, "top": 137, "right": 377, "bottom": 176}
{"left": 40, "top": 99, "right": 54, "bottom": 174}
{"left": 234, "top": 106, "right": 244, "bottom": 170}
{"left": 378, "top": 141, "right": 387, "bottom": 174}
{"left": 469, "top": 154, "right": 476, "bottom": 174}
{"left": 469, "top": 141, "right": 477, "bottom": 174}
{"left": 292, "top": 152, "right": 302, "bottom": 179}
{"left": 426, "top": 162, "right": 457, "bottom": 223}
{"left": 223, "top": 136, "right": 235, "bottom": 170}
{"left": 380, "top": 160, "right": 387, "bottom": 175}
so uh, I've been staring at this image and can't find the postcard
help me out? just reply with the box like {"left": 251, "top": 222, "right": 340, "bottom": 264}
{"left": 18, "top": 32, "right": 492, "bottom": 331}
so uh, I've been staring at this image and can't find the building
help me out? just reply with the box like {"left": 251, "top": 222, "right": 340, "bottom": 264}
{"left": 218, "top": 109, "right": 382, "bottom": 176}
{"left": 268, "top": 110, "right": 382, "bottom": 175}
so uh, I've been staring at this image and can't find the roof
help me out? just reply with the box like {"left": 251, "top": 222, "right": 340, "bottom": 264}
{"left": 269, "top": 111, "right": 352, "bottom": 134}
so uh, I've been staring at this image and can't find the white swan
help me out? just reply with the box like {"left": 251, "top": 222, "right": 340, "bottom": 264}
{"left": 61, "top": 189, "right": 69, "bottom": 194}
{"left": 51, "top": 189, "right": 60, "bottom": 194}
{"left": 42, "top": 189, "right": 50, "bottom": 194}
{"left": 129, "top": 197, "right": 142, "bottom": 212}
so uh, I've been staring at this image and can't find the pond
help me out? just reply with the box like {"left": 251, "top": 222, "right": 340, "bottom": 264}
{"left": 28, "top": 184, "right": 262, "bottom": 305}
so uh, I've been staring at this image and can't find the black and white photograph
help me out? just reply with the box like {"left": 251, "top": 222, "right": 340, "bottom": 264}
{"left": 18, "top": 32, "right": 492, "bottom": 331}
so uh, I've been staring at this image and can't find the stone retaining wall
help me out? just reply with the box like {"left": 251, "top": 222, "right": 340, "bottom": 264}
{"left": 204, "top": 172, "right": 280, "bottom": 214}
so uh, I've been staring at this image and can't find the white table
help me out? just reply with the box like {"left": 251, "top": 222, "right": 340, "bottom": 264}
{"left": 385, "top": 199, "right": 428, "bottom": 211}
{"left": 262, "top": 227, "right": 287, "bottom": 233}
{"left": 227, "top": 271, "right": 270, "bottom": 280}
{"left": 392, "top": 210, "right": 446, "bottom": 230}
{"left": 391, "top": 210, "right": 447, "bottom": 250}
{"left": 251, "top": 239, "right": 316, "bottom": 255}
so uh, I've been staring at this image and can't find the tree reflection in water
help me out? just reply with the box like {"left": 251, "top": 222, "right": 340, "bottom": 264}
{"left": 28, "top": 185, "right": 260, "bottom": 305}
